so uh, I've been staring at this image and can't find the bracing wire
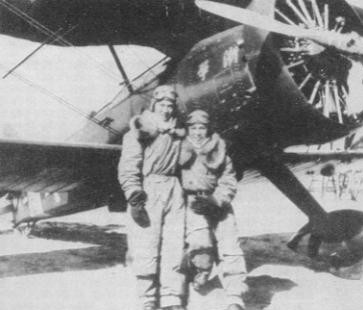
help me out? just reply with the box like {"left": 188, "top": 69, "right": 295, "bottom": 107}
{"left": 3, "top": 25, "right": 77, "bottom": 79}
{"left": 0, "top": 0, "right": 187, "bottom": 137}
{"left": 0, "top": 62, "right": 121, "bottom": 136}
{"left": 95, "top": 55, "right": 169, "bottom": 115}
{"left": 0, "top": 0, "right": 121, "bottom": 82}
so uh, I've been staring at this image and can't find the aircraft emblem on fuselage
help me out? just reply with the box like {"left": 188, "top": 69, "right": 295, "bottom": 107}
{"left": 197, "top": 59, "right": 210, "bottom": 81}
{"left": 223, "top": 46, "right": 239, "bottom": 68}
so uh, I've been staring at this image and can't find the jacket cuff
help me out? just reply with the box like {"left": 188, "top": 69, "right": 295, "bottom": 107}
{"left": 124, "top": 187, "right": 143, "bottom": 201}
{"left": 212, "top": 193, "right": 228, "bottom": 208}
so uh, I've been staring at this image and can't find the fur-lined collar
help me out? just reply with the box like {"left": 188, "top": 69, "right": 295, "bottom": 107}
{"left": 180, "top": 133, "right": 227, "bottom": 170}
{"left": 130, "top": 110, "right": 185, "bottom": 140}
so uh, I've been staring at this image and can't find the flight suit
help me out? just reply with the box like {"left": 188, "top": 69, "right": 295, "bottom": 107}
{"left": 118, "top": 111, "right": 186, "bottom": 308}
{"left": 180, "top": 133, "right": 247, "bottom": 308}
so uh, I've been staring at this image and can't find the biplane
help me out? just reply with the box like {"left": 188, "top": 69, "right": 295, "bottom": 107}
{"left": 0, "top": 0, "right": 363, "bottom": 272}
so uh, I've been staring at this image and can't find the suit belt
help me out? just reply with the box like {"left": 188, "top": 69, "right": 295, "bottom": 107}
{"left": 184, "top": 189, "right": 213, "bottom": 196}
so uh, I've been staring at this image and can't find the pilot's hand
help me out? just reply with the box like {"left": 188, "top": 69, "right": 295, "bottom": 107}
{"left": 179, "top": 141, "right": 196, "bottom": 167}
{"left": 128, "top": 190, "right": 150, "bottom": 227}
{"left": 191, "top": 195, "right": 220, "bottom": 217}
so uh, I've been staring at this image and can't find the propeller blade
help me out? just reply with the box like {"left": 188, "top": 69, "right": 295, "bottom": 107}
{"left": 195, "top": 0, "right": 314, "bottom": 38}
{"left": 195, "top": 0, "right": 363, "bottom": 56}
{"left": 346, "top": 0, "right": 363, "bottom": 11}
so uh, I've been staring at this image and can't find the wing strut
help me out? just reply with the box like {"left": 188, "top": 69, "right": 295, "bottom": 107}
{"left": 108, "top": 44, "right": 134, "bottom": 94}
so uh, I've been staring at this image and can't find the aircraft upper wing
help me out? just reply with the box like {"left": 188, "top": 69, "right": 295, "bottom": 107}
{"left": 0, "top": 0, "right": 242, "bottom": 61}
{"left": 0, "top": 138, "right": 121, "bottom": 193}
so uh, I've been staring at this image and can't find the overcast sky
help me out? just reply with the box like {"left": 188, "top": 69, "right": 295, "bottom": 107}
{"left": 0, "top": 34, "right": 163, "bottom": 141}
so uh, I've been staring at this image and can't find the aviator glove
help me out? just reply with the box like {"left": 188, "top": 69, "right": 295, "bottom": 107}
{"left": 191, "top": 195, "right": 221, "bottom": 219}
{"left": 128, "top": 190, "right": 150, "bottom": 227}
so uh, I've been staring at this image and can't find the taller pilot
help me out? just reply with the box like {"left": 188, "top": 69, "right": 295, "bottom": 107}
{"left": 118, "top": 85, "right": 186, "bottom": 310}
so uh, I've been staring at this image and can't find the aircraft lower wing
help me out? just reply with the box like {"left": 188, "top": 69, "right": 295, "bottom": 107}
{"left": 0, "top": 138, "right": 123, "bottom": 224}
{"left": 2, "top": 137, "right": 361, "bottom": 205}
{"left": 241, "top": 149, "right": 363, "bottom": 185}
{"left": 282, "top": 150, "right": 363, "bottom": 165}
{"left": 2, "top": 138, "right": 362, "bottom": 193}
{"left": 0, "top": 138, "right": 121, "bottom": 193}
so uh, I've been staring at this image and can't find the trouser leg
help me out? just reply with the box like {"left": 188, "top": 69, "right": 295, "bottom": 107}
{"left": 182, "top": 197, "right": 215, "bottom": 284}
{"left": 185, "top": 203, "right": 215, "bottom": 270}
{"left": 214, "top": 209, "right": 247, "bottom": 307}
{"left": 188, "top": 230, "right": 215, "bottom": 272}
{"left": 127, "top": 191, "right": 163, "bottom": 306}
{"left": 185, "top": 227, "right": 215, "bottom": 292}
{"left": 159, "top": 179, "right": 187, "bottom": 308}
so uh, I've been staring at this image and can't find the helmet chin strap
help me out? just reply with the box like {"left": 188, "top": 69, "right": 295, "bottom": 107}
{"left": 187, "top": 136, "right": 210, "bottom": 149}
{"left": 154, "top": 113, "right": 176, "bottom": 132}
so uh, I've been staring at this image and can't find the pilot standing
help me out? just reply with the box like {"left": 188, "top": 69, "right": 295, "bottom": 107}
{"left": 179, "top": 109, "right": 247, "bottom": 310}
{"left": 118, "top": 85, "right": 186, "bottom": 310}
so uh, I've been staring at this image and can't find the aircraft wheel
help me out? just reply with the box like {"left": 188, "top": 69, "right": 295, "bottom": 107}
{"left": 289, "top": 209, "right": 363, "bottom": 278}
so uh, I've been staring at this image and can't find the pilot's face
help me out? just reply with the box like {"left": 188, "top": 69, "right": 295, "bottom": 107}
{"left": 188, "top": 123, "right": 208, "bottom": 144}
{"left": 154, "top": 99, "right": 175, "bottom": 121}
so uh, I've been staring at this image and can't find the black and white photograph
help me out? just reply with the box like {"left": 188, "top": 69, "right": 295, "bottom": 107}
{"left": 1, "top": 1, "right": 363, "bottom": 309}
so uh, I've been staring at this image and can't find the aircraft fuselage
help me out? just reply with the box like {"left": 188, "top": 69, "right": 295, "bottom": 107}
{"left": 71, "top": 23, "right": 353, "bottom": 170}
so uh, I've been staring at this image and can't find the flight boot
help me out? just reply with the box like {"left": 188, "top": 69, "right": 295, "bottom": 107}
{"left": 192, "top": 270, "right": 210, "bottom": 291}
{"left": 226, "top": 304, "right": 245, "bottom": 310}
{"left": 143, "top": 301, "right": 157, "bottom": 310}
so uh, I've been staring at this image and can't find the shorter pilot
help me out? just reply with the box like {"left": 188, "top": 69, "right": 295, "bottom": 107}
{"left": 179, "top": 109, "right": 247, "bottom": 310}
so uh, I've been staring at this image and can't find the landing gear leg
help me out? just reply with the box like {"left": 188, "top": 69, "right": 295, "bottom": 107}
{"left": 308, "top": 234, "right": 322, "bottom": 258}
